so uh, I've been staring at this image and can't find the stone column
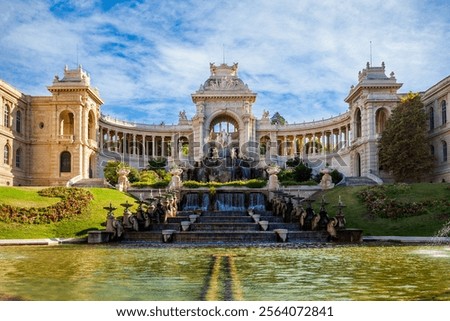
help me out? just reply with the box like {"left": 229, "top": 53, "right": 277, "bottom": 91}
{"left": 151, "top": 135, "right": 155, "bottom": 157}
{"left": 142, "top": 135, "right": 146, "bottom": 157}
{"left": 293, "top": 135, "right": 298, "bottom": 156}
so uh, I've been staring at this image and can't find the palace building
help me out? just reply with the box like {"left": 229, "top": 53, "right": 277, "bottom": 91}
{"left": 0, "top": 62, "right": 449, "bottom": 186}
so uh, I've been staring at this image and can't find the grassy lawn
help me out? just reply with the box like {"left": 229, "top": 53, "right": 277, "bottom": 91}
{"left": 0, "top": 183, "right": 449, "bottom": 239}
{"left": 0, "top": 187, "right": 138, "bottom": 239}
{"left": 320, "top": 183, "right": 450, "bottom": 236}
{"left": 0, "top": 187, "right": 61, "bottom": 207}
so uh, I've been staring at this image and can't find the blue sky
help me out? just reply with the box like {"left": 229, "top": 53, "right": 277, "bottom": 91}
{"left": 1, "top": 0, "right": 449, "bottom": 125}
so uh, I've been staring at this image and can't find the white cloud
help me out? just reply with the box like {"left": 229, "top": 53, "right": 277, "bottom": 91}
{"left": 0, "top": 0, "right": 449, "bottom": 124}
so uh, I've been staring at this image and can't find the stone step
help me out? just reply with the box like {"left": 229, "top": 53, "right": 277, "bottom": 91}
{"left": 71, "top": 178, "right": 111, "bottom": 188}
{"left": 168, "top": 213, "right": 285, "bottom": 224}
{"left": 190, "top": 223, "right": 260, "bottom": 231}
{"left": 122, "top": 230, "right": 329, "bottom": 243}
{"left": 345, "top": 176, "right": 378, "bottom": 186}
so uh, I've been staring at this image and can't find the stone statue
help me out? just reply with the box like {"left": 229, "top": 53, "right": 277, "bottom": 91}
{"left": 105, "top": 212, "right": 123, "bottom": 239}
{"left": 320, "top": 168, "right": 335, "bottom": 190}
{"left": 262, "top": 110, "right": 269, "bottom": 119}
{"left": 212, "top": 147, "right": 219, "bottom": 159}
{"left": 117, "top": 168, "right": 131, "bottom": 192}
{"left": 168, "top": 166, "right": 183, "bottom": 190}
{"left": 266, "top": 164, "right": 281, "bottom": 191}
{"left": 327, "top": 218, "right": 338, "bottom": 239}
{"left": 179, "top": 110, "right": 187, "bottom": 120}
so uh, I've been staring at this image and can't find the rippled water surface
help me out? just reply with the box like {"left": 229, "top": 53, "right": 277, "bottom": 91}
{"left": 0, "top": 245, "right": 449, "bottom": 301}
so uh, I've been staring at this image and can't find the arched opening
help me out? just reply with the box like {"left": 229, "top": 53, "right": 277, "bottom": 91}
{"left": 59, "top": 111, "right": 75, "bottom": 136}
{"left": 89, "top": 153, "right": 95, "bottom": 178}
{"left": 375, "top": 108, "right": 388, "bottom": 134}
{"left": 3, "top": 144, "right": 10, "bottom": 165}
{"left": 304, "top": 139, "right": 322, "bottom": 155}
{"left": 4, "top": 104, "right": 10, "bottom": 127}
{"left": 178, "top": 136, "right": 189, "bottom": 158}
{"left": 88, "top": 110, "right": 96, "bottom": 140}
{"left": 208, "top": 115, "right": 239, "bottom": 145}
{"left": 206, "top": 114, "right": 240, "bottom": 160}
{"left": 60, "top": 151, "right": 71, "bottom": 173}
{"left": 355, "top": 152, "right": 361, "bottom": 177}
{"left": 15, "top": 147, "right": 22, "bottom": 168}
{"left": 259, "top": 135, "right": 270, "bottom": 155}
{"left": 15, "top": 110, "right": 21, "bottom": 133}
{"left": 355, "top": 108, "right": 362, "bottom": 138}
{"left": 429, "top": 107, "right": 435, "bottom": 130}
{"left": 442, "top": 100, "right": 447, "bottom": 125}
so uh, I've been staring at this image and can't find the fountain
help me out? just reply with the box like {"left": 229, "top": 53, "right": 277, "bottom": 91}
{"left": 94, "top": 157, "right": 362, "bottom": 244}
{"left": 326, "top": 196, "right": 363, "bottom": 243}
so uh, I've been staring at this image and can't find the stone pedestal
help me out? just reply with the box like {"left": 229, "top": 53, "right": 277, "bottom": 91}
{"left": 87, "top": 231, "right": 113, "bottom": 244}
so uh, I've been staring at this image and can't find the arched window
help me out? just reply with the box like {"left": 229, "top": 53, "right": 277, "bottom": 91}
{"left": 259, "top": 136, "right": 270, "bottom": 155}
{"left": 429, "top": 107, "right": 434, "bottom": 130}
{"left": 15, "top": 148, "right": 22, "bottom": 168}
{"left": 355, "top": 108, "right": 362, "bottom": 138}
{"left": 376, "top": 108, "right": 388, "bottom": 134}
{"left": 16, "top": 110, "right": 21, "bottom": 133}
{"left": 430, "top": 144, "right": 435, "bottom": 157}
{"left": 443, "top": 141, "right": 448, "bottom": 162}
{"left": 442, "top": 100, "right": 447, "bottom": 125}
{"left": 60, "top": 151, "right": 71, "bottom": 172}
{"left": 59, "top": 111, "right": 75, "bottom": 136}
{"left": 3, "top": 144, "right": 10, "bottom": 165}
{"left": 88, "top": 110, "right": 96, "bottom": 140}
{"left": 4, "top": 104, "right": 10, "bottom": 127}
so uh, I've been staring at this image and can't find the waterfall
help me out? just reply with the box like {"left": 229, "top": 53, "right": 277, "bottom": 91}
{"left": 182, "top": 193, "right": 209, "bottom": 211}
{"left": 201, "top": 193, "right": 210, "bottom": 211}
{"left": 182, "top": 193, "right": 199, "bottom": 211}
{"left": 249, "top": 192, "right": 266, "bottom": 211}
{"left": 216, "top": 193, "right": 245, "bottom": 211}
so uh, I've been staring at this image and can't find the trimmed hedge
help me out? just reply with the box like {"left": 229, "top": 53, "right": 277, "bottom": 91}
{"left": 0, "top": 187, "right": 93, "bottom": 224}
{"left": 182, "top": 179, "right": 267, "bottom": 189}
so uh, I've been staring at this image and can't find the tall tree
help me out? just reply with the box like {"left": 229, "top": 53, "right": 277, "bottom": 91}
{"left": 378, "top": 92, "right": 434, "bottom": 182}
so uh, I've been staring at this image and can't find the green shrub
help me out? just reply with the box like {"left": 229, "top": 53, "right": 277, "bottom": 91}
{"left": 315, "top": 169, "right": 343, "bottom": 184}
{"left": 103, "top": 161, "right": 140, "bottom": 184}
{"left": 181, "top": 179, "right": 267, "bottom": 189}
{"left": 131, "top": 181, "right": 169, "bottom": 188}
{"left": 148, "top": 157, "right": 167, "bottom": 169}
{"left": 278, "top": 169, "right": 295, "bottom": 182}
{"left": 357, "top": 185, "right": 426, "bottom": 219}
{"left": 286, "top": 157, "right": 301, "bottom": 167}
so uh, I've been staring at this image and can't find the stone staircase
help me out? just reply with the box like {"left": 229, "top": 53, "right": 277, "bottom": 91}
{"left": 71, "top": 178, "right": 112, "bottom": 188}
{"left": 122, "top": 210, "right": 329, "bottom": 244}
{"left": 344, "top": 176, "right": 378, "bottom": 186}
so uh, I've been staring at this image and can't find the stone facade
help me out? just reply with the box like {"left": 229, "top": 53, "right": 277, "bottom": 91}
{"left": 0, "top": 62, "right": 449, "bottom": 186}
{"left": 0, "top": 66, "right": 102, "bottom": 186}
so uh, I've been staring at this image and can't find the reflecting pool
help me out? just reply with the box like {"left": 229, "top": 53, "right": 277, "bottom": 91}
{"left": 0, "top": 244, "right": 449, "bottom": 301}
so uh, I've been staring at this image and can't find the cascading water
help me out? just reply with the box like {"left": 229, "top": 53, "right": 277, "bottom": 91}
{"left": 182, "top": 193, "right": 209, "bottom": 211}
{"left": 216, "top": 193, "right": 245, "bottom": 211}
{"left": 202, "top": 193, "right": 210, "bottom": 211}
{"left": 249, "top": 192, "right": 266, "bottom": 211}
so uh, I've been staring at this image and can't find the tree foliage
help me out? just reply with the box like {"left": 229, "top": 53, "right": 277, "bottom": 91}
{"left": 103, "top": 161, "right": 140, "bottom": 185}
{"left": 378, "top": 93, "right": 434, "bottom": 182}
{"left": 270, "top": 112, "right": 287, "bottom": 125}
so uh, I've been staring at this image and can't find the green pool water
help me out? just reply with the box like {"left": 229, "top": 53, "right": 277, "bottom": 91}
{"left": 0, "top": 244, "right": 449, "bottom": 301}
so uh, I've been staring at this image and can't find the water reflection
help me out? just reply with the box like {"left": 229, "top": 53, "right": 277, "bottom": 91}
{"left": 0, "top": 245, "right": 448, "bottom": 301}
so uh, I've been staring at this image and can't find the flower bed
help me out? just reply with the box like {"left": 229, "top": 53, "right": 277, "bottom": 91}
{"left": 357, "top": 184, "right": 425, "bottom": 219}
{"left": 0, "top": 187, "right": 93, "bottom": 224}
